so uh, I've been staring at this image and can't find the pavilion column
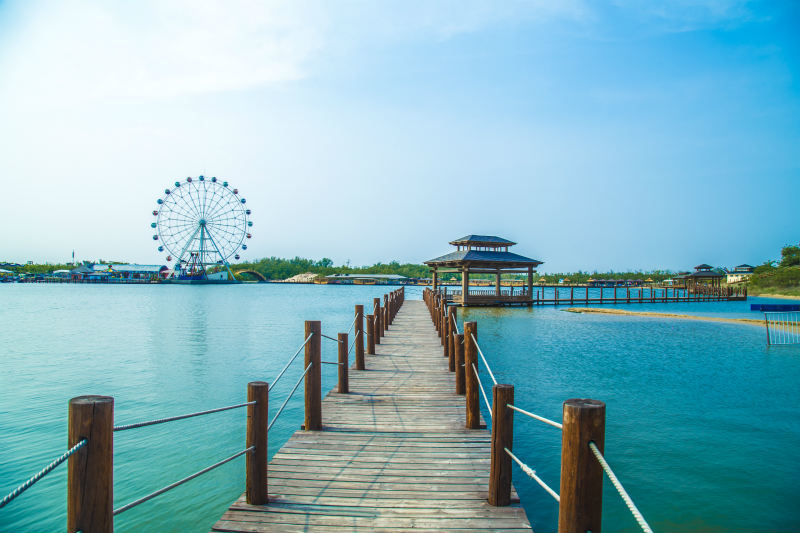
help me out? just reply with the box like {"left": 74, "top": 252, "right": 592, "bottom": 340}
{"left": 432, "top": 269, "right": 438, "bottom": 292}
{"left": 461, "top": 267, "right": 469, "bottom": 307}
{"left": 495, "top": 270, "right": 501, "bottom": 297}
{"left": 527, "top": 266, "right": 533, "bottom": 302}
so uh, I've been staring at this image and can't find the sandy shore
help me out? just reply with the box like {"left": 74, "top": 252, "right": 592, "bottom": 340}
{"left": 564, "top": 307, "right": 765, "bottom": 327}
{"left": 751, "top": 293, "right": 800, "bottom": 301}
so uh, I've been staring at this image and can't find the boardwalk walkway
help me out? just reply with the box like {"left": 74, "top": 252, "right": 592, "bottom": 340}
{"left": 211, "top": 300, "right": 533, "bottom": 532}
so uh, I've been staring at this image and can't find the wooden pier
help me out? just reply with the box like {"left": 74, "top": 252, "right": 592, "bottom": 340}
{"left": 210, "top": 299, "right": 533, "bottom": 532}
{"left": 440, "top": 284, "right": 747, "bottom": 307}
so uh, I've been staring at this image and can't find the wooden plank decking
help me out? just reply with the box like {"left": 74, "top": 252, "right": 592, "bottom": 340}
{"left": 211, "top": 300, "right": 533, "bottom": 532}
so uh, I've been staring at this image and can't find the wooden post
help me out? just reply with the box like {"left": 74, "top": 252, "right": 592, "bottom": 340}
{"left": 68, "top": 395, "right": 114, "bottom": 533}
{"left": 373, "top": 298, "right": 382, "bottom": 344}
{"left": 246, "top": 381, "right": 269, "bottom": 505}
{"left": 558, "top": 399, "right": 606, "bottom": 533}
{"left": 441, "top": 306, "right": 446, "bottom": 347}
{"left": 488, "top": 384, "right": 514, "bottom": 506}
{"left": 455, "top": 333, "right": 465, "bottom": 394}
{"left": 527, "top": 266, "right": 533, "bottom": 305}
{"left": 383, "top": 294, "right": 389, "bottom": 332}
{"left": 570, "top": 286, "right": 574, "bottom": 305}
{"left": 586, "top": 286, "right": 589, "bottom": 302}
{"left": 444, "top": 308, "right": 451, "bottom": 358}
{"left": 447, "top": 307, "right": 456, "bottom": 371}
{"left": 366, "top": 315, "right": 375, "bottom": 355}
{"left": 464, "top": 322, "right": 480, "bottom": 429}
{"left": 338, "top": 333, "right": 349, "bottom": 393}
{"left": 304, "top": 320, "right": 322, "bottom": 431}
{"left": 355, "top": 305, "right": 365, "bottom": 370}
{"left": 495, "top": 271, "right": 501, "bottom": 297}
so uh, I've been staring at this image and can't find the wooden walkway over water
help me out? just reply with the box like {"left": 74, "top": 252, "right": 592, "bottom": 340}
{"left": 210, "top": 300, "right": 533, "bottom": 533}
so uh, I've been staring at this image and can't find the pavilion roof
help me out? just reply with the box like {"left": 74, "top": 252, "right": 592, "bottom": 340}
{"left": 694, "top": 263, "right": 713, "bottom": 270}
{"left": 687, "top": 270, "right": 723, "bottom": 278}
{"left": 449, "top": 235, "right": 516, "bottom": 247}
{"left": 424, "top": 249, "right": 542, "bottom": 268}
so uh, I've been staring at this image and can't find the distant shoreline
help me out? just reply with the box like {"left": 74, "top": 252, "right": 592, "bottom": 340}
{"left": 564, "top": 307, "right": 765, "bottom": 327}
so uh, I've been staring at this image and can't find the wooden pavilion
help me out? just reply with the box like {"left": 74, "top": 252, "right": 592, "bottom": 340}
{"left": 674, "top": 264, "right": 724, "bottom": 288}
{"left": 424, "top": 235, "right": 543, "bottom": 306}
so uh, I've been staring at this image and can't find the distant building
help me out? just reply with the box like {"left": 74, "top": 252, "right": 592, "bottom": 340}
{"left": 325, "top": 273, "right": 409, "bottom": 285}
{"left": 674, "top": 264, "right": 724, "bottom": 287}
{"left": 70, "top": 263, "right": 168, "bottom": 283}
{"left": 726, "top": 264, "right": 755, "bottom": 284}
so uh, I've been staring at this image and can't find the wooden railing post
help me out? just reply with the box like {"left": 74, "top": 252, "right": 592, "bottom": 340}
{"left": 338, "top": 333, "right": 349, "bottom": 393}
{"left": 355, "top": 305, "right": 365, "bottom": 370}
{"left": 558, "top": 399, "right": 605, "bottom": 533}
{"left": 366, "top": 314, "right": 375, "bottom": 354}
{"left": 448, "top": 308, "right": 457, "bottom": 371}
{"left": 383, "top": 294, "right": 389, "bottom": 332}
{"left": 455, "top": 333, "right": 465, "bottom": 394}
{"left": 443, "top": 307, "right": 451, "bottom": 359}
{"left": 464, "top": 322, "right": 480, "bottom": 429}
{"left": 304, "top": 320, "right": 322, "bottom": 431}
{"left": 68, "top": 395, "right": 114, "bottom": 533}
{"left": 489, "top": 384, "right": 514, "bottom": 506}
{"left": 373, "top": 298, "right": 382, "bottom": 344}
{"left": 246, "top": 381, "right": 269, "bottom": 505}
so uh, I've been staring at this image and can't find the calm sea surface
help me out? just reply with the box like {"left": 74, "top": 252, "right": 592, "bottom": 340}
{"left": 1, "top": 284, "right": 799, "bottom": 532}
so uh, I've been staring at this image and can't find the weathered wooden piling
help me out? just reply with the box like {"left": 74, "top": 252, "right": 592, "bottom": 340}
{"left": 558, "top": 399, "right": 606, "bottom": 533}
{"left": 366, "top": 314, "right": 375, "bottom": 355}
{"left": 354, "top": 305, "right": 365, "bottom": 370}
{"left": 488, "top": 384, "right": 514, "bottom": 506}
{"left": 304, "top": 320, "right": 322, "bottom": 431}
{"left": 464, "top": 321, "right": 480, "bottom": 429}
{"left": 68, "top": 395, "right": 114, "bottom": 533}
{"left": 246, "top": 381, "right": 269, "bottom": 505}
{"left": 338, "top": 333, "right": 348, "bottom": 393}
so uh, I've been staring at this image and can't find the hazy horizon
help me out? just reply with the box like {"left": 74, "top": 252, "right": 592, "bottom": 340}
{"left": 1, "top": 1, "right": 798, "bottom": 272}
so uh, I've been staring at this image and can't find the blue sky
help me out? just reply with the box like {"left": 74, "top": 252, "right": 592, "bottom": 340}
{"left": 0, "top": 1, "right": 797, "bottom": 272}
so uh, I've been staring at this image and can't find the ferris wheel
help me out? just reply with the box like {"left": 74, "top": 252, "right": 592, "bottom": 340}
{"left": 151, "top": 176, "right": 252, "bottom": 281}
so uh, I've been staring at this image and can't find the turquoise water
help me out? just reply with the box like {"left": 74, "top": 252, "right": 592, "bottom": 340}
{"left": 1, "top": 285, "right": 799, "bottom": 532}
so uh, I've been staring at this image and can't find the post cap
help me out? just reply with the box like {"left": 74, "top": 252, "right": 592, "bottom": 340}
{"left": 69, "top": 395, "right": 114, "bottom": 406}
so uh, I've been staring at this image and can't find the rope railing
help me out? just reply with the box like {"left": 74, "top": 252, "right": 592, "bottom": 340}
{"left": 347, "top": 335, "right": 357, "bottom": 355}
{"left": 113, "top": 446, "right": 254, "bottom": 516}
{"left": 588, "top": 441, "right": 654, "bottom": 533}
{"left": 320, "top": 333, "right": 343, "bottom": 344}
{"left": 505, "top": 447, "right": 560, "bottom": 502}
{"left": 508, "top": 404, "right": 563, "bottom": 430}
{"left": 114, "top": 401, "right": 255, "bottom": 432}
{"left": 472, "top": 363, "right": 492, "bottom": 417}
{"left": 269, "top": 334, "right": 313, "bottom": 392}
{"left": 451, "top": 313, "right": 459, "bottom": 334}
{"left": 320, "top": 360, "right": 343, "bottom": 365}
{"left": 471, "top": 333, "right": 497, "bottom": 386}
{"left": 346, "top": 314, "right": 357, "bottom": 336}
{"left": 268, "top": 362, "right": 312, "bottom": 431}
{"left": 0, "top": 439, "right": 88, "bottom": 509}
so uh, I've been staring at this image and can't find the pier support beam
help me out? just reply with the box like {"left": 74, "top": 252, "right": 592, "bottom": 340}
{"left": 464, "top": 322, "right": 480, "bottom": 429}
{"left": 304, "top": 320, "right": 322, "bottom": 431}
{"left": 246, "top": 381, "right": 269, "bottom": 505}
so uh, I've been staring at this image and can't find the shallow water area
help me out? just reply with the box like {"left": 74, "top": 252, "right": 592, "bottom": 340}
{"left": 1, "top": 285, "right": 799, "bottom": 532}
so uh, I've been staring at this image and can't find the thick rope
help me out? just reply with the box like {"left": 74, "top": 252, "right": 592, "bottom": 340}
{"left": 270, "top": 334, "right": 313, "bottom": 391}
{"left": 320, "top": 361, "right": 343, "bottom": 365}
{"left": 588, "top": 441, "right": 654, "bottom": 533}
{"left": 451, "top": 313, "right": 459, "bottom": 334}
{"left": 320, "top": 333, "right": 343, "bottom": 344}
{"left": 471, "top": 333, "right": 498, "bottom": 385}
{"left": 472, "top": 363, "right": 492, "bottom": 417}
{"left": 505, "top": 447, "right": 560, "bottom": 502}
{"left": 348, "top": 335, "right": 357, "bottom": 355}
{"left": 114, "top": 401, "right": 255, "bottom": 432}
{"left": 0, "top": 439, "right": 88, "bottom": 509}
{"left": 113, "top": 446, "right": 254, "bottom": 516}
{"left": 268, "top": 362, "right": 312, "bottom": 431}
{"left": 508, "top": 404, "right": 563, "bottom": 430}
{"left": 346, "top": 315, "right": 357, "bottom": 336}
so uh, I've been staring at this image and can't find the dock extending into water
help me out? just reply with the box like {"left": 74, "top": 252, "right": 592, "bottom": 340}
{"left": 4, "top": 287, "right": 655, "bottom": 533}
{"left": 210, "top": 298, "right": 533, "bottom": 532}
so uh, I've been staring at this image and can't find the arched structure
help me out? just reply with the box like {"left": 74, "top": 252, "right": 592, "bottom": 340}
{"left": 234, "top": 269, "right": 267, "bottom": 282}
